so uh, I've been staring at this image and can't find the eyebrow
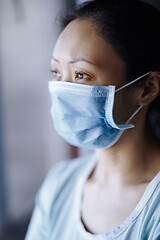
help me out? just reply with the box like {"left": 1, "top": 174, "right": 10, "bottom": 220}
{"left": 51, "top": 57, "right": 96, "bottom": 66}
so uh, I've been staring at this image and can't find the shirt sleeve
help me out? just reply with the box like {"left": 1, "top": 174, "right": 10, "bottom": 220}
{"left": 25, "top": 160, "right": 70, "bottom": 240}
{"left": 152, "top": 222, "right": 160, "bottom": 240}
{"left": 25, "top": 191, "right": 50, "bottom": 240}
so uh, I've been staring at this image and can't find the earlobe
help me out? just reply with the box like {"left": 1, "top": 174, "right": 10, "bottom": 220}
{"left": 139, "top": 72, "right": 160, "bottom": 106}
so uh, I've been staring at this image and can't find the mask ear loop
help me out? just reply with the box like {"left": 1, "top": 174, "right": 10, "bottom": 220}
{"left": 125, "top": 105, "right": 143, "bottom": 125}
{"left": 115, "top": 71, "right": 151, "bottom": 126}
{"left": 115, "top": 71, "right": 152, "bottom": 92}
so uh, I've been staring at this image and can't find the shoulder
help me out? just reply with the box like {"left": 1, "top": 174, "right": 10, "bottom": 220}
{"left": 43, "top": 152, "right": 94, "bottom": 188}
{"left": 35, "top": 153, "right": 95, "bottom": 215}
{"left": 25, "top": 154, "right": 96, "bottom": 240}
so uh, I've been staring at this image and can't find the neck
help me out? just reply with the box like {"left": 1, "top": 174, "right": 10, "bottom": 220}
{"left": 94, "top": 118, "right": 159, "bottom": 186}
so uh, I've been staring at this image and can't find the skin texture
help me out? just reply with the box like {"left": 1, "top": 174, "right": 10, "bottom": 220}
{"left": 51, "top": 19, "right": 160, "bottom": 234}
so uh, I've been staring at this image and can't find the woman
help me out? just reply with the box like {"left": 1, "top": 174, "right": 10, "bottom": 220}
{"left": 25, "top": 0, "right": 160, "bottom": 239}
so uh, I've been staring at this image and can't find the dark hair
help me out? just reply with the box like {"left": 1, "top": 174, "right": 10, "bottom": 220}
{"left": 61, "top": 0, "right": 160, "bottom": 138}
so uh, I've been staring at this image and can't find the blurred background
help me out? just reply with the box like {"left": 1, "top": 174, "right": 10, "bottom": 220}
{"left": 0, "top": 0, "right": 159, "bottom": 240}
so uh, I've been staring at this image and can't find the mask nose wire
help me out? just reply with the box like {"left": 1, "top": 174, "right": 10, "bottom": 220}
{"left": 115, "top": 71, "right": 152, "bottom": 93}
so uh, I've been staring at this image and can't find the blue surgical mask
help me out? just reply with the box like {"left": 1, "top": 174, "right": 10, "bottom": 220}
{"left": 48, "top": 72, "right": 151, "bottom": 150}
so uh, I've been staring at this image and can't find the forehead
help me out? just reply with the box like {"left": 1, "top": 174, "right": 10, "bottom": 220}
{"left": 53, "top": 19, "right": 121, "bottom": 67}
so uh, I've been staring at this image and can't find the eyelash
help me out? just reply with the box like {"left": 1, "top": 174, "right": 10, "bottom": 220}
{"left": 50, "top": 70, "right": 61, "bottom": 80}
{"left": 50, "top": 70, "right": 92, "bottom": 82}
{"left": 75, "top": 71, "right": 91, "bottom": 81}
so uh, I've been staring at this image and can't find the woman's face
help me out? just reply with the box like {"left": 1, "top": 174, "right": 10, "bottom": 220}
{"left": 50, "top": 19, "right": 139, "bottom": 124}
{"left": 51, "top": 19, "right": 127, "bottom": 88}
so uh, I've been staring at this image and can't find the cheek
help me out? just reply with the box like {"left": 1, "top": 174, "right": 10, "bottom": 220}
{"left": 113, "top": 91, "right": 126, "bottom": 124}
{"left": 113, "top": 89, "right": 137, "bottom": 125}
{"left": 94, "top": 65, "right": 127, "bottom": 87}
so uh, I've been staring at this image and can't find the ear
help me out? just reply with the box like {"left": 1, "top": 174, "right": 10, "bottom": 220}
{"left": 139, "top": 71, "right": 160, "bottom": 106}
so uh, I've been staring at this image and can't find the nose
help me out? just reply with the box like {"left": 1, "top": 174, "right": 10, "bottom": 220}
{"left": 62, "top": 78, "right": 72, "bottom": 82}
{"left": 61, "top": 72, "right": 73, "bottom": 83}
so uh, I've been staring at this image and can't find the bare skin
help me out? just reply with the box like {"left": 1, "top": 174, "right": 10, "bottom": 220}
{"left": 51, "top": 19, "right": 160, "bottom": 234}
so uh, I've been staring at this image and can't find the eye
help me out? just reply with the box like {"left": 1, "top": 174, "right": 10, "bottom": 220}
{"left": 50, "top": 70, "right": 61, "bottom": 81}
{"left": 74, "top": 72, "right": 91, "bottom": 81}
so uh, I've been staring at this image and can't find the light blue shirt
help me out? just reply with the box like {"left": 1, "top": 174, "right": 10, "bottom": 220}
{"left": 25, "top": 153, "right": 160, "bottom": 240}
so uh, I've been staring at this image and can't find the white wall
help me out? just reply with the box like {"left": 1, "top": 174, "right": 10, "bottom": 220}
{"left": 1, "top": 0, "right": 70, "bottom": 222}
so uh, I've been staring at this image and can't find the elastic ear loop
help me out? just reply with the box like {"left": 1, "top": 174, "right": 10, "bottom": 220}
{"left": 125, "top": 105, "right": 143, "bottom": 125}
{"left": 115, "top": 71, "right": 151, "bottom": 92}
{"left": 114, "top": 71, "right": 151, "bottom": 125}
